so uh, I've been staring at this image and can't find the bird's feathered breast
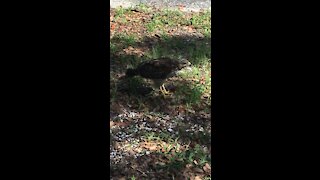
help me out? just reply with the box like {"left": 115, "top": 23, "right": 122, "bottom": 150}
{"left": 136, "top": 58, "right": 187, "bottom": 79}
{"left": 125, "top": 58, "right": 191, "bottom": 80}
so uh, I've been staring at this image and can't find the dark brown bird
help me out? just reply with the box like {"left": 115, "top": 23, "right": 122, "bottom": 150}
{"left": 125, "top": 57, "right": 191, "bottom": 95}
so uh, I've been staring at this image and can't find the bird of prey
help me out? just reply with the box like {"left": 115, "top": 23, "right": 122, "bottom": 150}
{"left": 125, "top": 57, "right": 191, "bottom": 95}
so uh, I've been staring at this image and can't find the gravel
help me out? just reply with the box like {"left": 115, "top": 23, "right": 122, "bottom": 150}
{"left": 110, "top": 0, "right": 211, "bottom": 12}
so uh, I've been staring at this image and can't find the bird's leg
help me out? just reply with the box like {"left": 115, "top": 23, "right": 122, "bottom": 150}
{"left": 160, "top": 84, "right": 171, "bottom": 96}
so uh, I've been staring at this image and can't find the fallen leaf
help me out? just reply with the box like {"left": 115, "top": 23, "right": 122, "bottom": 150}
{"left": 203, "top": 163, "right": 211, "bottom": 173}
{"left": 110, "top": 121, "right": 115, "bottom": 127}
{"left": 156, "top": 162, "right": 166, "bottom": 166}
{"left": 142, "top": 142, "right": 159, "bottom": 151}
{"left": 178, "top": 5, "right": 185, "bottom": 11}
{"left": 193, "top": 167, "right": 204, "bottom": 173}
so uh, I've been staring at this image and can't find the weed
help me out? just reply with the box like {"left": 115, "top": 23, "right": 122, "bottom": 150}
{"left": 146, "top": 9, "right": 188, "bottom": 33}
{"left": 190, "top": 10, "right": 211, "bottom": 33}
{"left": 113, "top": 33, "right": 137, "bottom": 47}
{"left": 114, "top": 7, "right": 126, "bottom": 18}
{"left": 114, "top": 6, "right": 133, "bottom": 19}
{"left": 135, "top": 3, "right": 151, "bottom": 13}
{"left": 110, "top": 42, "right": 118, "bottom": 54}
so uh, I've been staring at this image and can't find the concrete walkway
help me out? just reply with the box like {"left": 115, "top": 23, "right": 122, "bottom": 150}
{"left": 110, "top": 0, "right": 211, "bottom": 12}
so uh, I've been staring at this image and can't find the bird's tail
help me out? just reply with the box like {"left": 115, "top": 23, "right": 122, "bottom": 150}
{"left": 125, "top": 68, "right": 138, "bottom": 77}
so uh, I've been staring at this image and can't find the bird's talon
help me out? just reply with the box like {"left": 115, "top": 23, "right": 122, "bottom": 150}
{"left": 160, "top": 84, "right": 172, "bottom": 96}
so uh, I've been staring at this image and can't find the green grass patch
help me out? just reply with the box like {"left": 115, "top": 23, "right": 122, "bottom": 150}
{"left": 146, "top": 9, "right": 189, "bottom": 32}
{"left": 142, "top": 131, "right": 211, "bottom": 168}
{"left": 190, "top": 10, "right": 211, "bottom": 34}
{"left": 114, "top": 6, "right": 132, "bottom": 19}
{"left": 135, "top": 3, "right": 152, "bottom": 13}
{"left": 157, "top": 142, "right": 211, "bottom": 172}
{"left": 112, "top": 32, "right": 137, "bottom": 47}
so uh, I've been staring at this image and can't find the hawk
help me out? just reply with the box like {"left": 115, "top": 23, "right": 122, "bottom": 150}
{"left": 125, "top": 57, "right": 191, "bottom": 95}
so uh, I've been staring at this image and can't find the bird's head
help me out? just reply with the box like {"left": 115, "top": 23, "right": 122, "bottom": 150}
{"left": 178, "top": 59, "right": 191, "bottom": 69}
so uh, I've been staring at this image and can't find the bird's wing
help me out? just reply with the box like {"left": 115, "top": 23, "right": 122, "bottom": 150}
{"left": 137, "top": 59, "right": 177, "bottom": 79}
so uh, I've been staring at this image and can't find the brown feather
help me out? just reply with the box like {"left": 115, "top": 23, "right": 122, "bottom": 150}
{"left": 125, "top": 57, "right": 191, "bottom": 91}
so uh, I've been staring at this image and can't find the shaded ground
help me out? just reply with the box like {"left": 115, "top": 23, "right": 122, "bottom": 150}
{"left": 110, "top": 5, "right": 212, "bottom": 180}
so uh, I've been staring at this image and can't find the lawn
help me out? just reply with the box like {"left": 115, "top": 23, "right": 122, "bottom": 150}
{"left": 110, "top": 4, "right": 212, "bottom": 179}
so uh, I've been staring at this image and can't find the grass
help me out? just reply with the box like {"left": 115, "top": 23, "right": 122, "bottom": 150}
{"left": 110, "top": 4, "right": 211, "bottom": 179}
{"left": 146, "top": 9, "right": 188, "bottom": 33}
{"left": 190, "top": 11, "right": 211, "bottom": 30}
{"left": 143, "top": 131, "right": 211, "bottom": 170}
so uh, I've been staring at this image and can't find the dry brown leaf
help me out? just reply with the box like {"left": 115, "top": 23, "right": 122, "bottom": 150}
{"left": 110, "top": 121, "right": 115, "bottom": 127}
{"left": 186, "top": 163, "right": 193, "bottom": 168}
{"left": 114, "top": 142, "right": 120, "bottom": 150}
{"left": 187, "top": 109, "right": 195, "bottom": 113}
{"left": 142, "top": 142, "right": 159, "bottom": 151}
{"left": 145, "top": 114, "right": 153, "bottom": 119}
{"left": 203, "top": 163, "right": 211, "bottom": 173}
{"left": 156, "top": 162, "right": 166, "bottom": 166}
{"left": 193, "top": 167, "right": 204, "bottom": 173}
{"left": 178, "top": 4, "right": 185, "bottom": 11}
